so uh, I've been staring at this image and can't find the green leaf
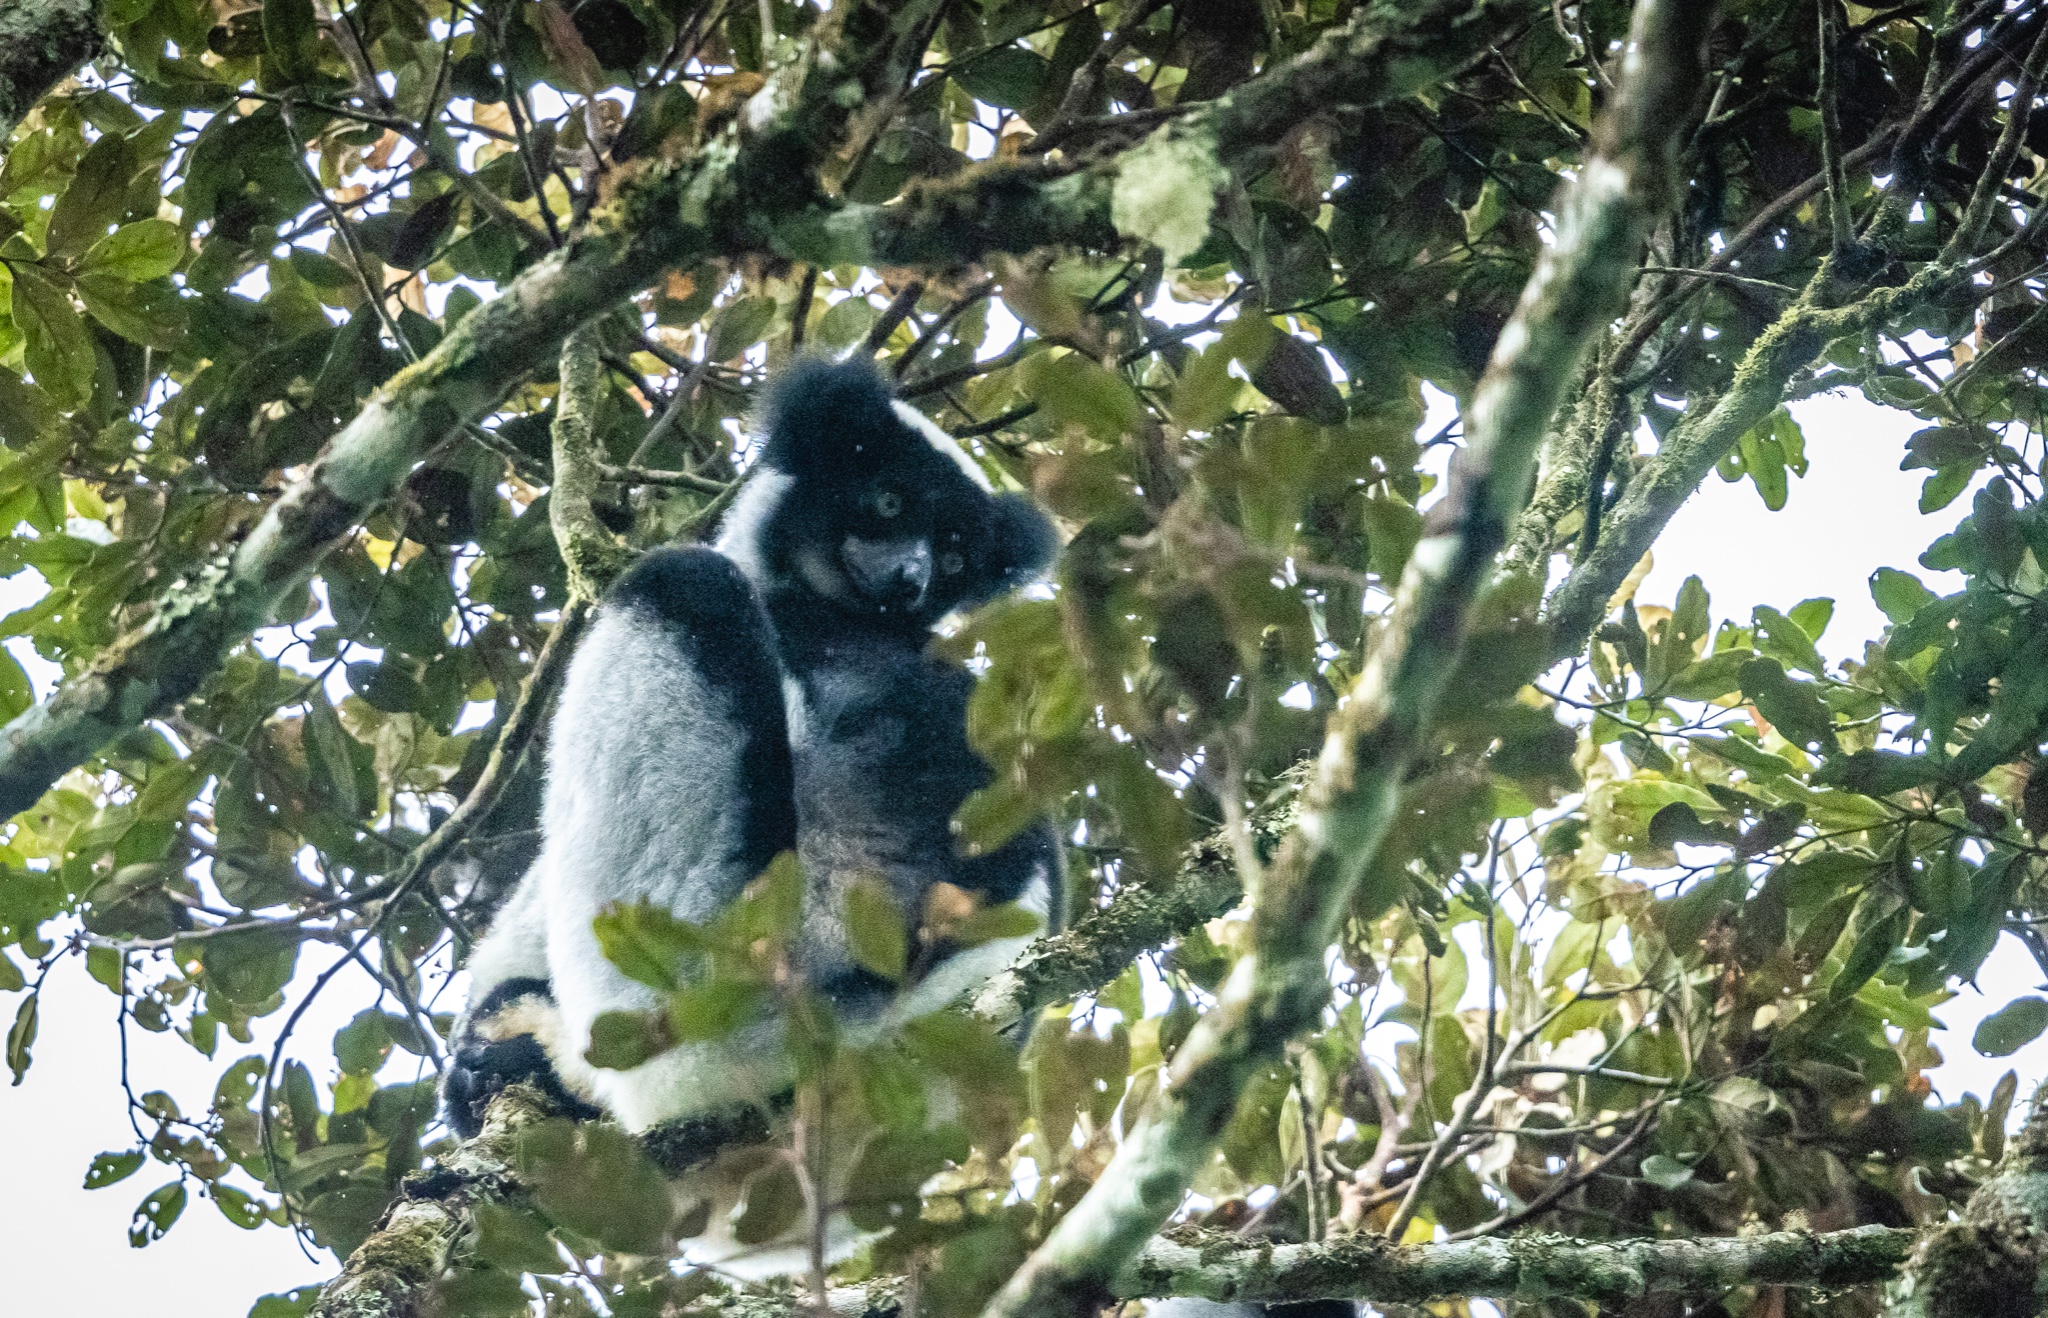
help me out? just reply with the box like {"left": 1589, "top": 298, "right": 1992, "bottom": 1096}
{"left": 1871, "top": 567, "right": 1937, "bottom": 625}
{"left": 950, "top": 900, "right": 1044, "bottom": 947}
{"left": 11, "top": 266, "right": 95, "bottom": 405}
{"left": 731, "top": 1159, "right": 805, "bottom": 1245}
{"left": 1652, "top": 575, "right": 1711, "bottom": 681}
{"left": 1021, "top": 350, "right": 1143, "bottom": 440}
{"left": 213, "top": 1183, "right": 267, "bottom": 1229}
{"left": 263, "top": 0, "right": 324, "bottom": 84}
{"left": 518, "top": 1120, "right": 672, "bottom": 1255}
{"left": 80, "top": 220, "right": 184, "bottom": 281}
{"left": 1921, "top": 465, "right": 1973, "bottom": 513}
{"left": 1662, "top": 649, "right": 1750, "bottom": 701}
{"left": 129, "top": 1181, "right": 187, "bottom": 1247}
{"left": 1170, "top": 339, "right": 1249, "bottom": 432}
{"left": 845, "top": 878, "right": 908, "bottom": 982}
{"left": 333, "top": 1009, "right": 392, "bottom": 1075}
{"left": 1753, "top": 605, "right": 1825, "bottom": 675}
{"left": 47, "top": 131, "right": 137, "bottom": 258}
{"left": 1737, "top": 412, "right": 1789, "bottom": 510}
{"left": 705, "top": 295, "right": 775, "bottom": 362}
{"left": 0, "top": 373, "right": 61, "bottom": 445}
{"left": 1828, "top": 898, "right": 1905, "bottom": 1003}
{"left": 815, "top": 294, "right": 878, "bottom": 349}
{"left": 953, "top": 47, "right": 1051, "bottom": 111}
{"left": 1738, "top": 657, "right": 1838, "bottom": 752}
{"left": 199, "top": 928, "right": 301, "bottom": 1009}
{"left": 75, "top": 273, "right": 184, "bottom": 348}
{"left": 666, "top": 979, "right": 763, "bottom": 1042}
{"left": 1974, "top": 997, "right": 2048, "bottom": 1057}
{"left": 472, "top": 1200, "right": 563, "bottom": 1274}
{"left": 1788, "top": 596, "right": 1834, "bottom": 641}
{"left": 302, "top": 694, "right": 361, "bottom": 818}
{"left": 585, "top": 1008, "right": 669, "bottom": 1070}
{"left": 1815, "top": 749, "right": 1941, "bottom": 796}
{"left": 213, "top": 1055, "right": 266, "bottom": 1110}
{"left": 7, "top": 992, "right": 37, "bottom": 1084}
{"left": 1639, "top": 1153, "right": 1694, "bottom": 1190}
{"left": 591, "top": 901, "right": 710, "bottom": 991}
{"left": 246, "top": 1285, "right": 319, "bottom": 1318}
{"left": 85, "top": 1148, "right": 146, "bottom": 1189}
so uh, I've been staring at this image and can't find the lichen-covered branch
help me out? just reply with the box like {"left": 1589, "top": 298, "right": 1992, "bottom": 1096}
{"left": 550, "top": 320, "right": 633, "bottom": 602}
{"left": 1884, "top": 1083, "right": 2048, "bottom": 1318}
{"left": 0, "top": 0, "right": 100, "bottom": 149}
{"left": 324, "top": 1079, "right": 1914, "bottom": 1318}
{"left": 737, "top": 1224, "right": 1915, "bottom": 1315}
{"left": 972, "top": 833, "right": 1244, "bottom": 1033}
{"left": 1126, "top": 1223, "right": 1914, "bottom": 1306}
{"left": 980, "top": 6, "right": 1712, "bottom": 1315}
{"left": 1534, "top": 6, "right": 2048, "bottom": 664}
{"left": 308, "top": 1085, "right": 553, "bottom": 1318}
{"left": 1538, "top": 256, "right": 1957, "bottom": 664}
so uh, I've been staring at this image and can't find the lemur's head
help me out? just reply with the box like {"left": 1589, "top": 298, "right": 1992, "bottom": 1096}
{"left": 717, "top": 357, "right": 1056, "bottom": 627}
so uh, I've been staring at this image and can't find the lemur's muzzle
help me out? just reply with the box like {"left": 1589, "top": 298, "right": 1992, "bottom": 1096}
{"left": 842, "top": 536, "right": 931, "bottom": 609}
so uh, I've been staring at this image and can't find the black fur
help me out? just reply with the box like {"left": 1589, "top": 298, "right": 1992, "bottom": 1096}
{"left": 443, "top": 356, "right": 1059, "bottom": 1135}
{"left": 443, "top": 978, "right": 603, "bottom": 1138}
{"left": 745, "top": 361, "right": 1060, "bottom": 1007}
{"left": 608, "top": 546, "right": 798, "bottom": 872}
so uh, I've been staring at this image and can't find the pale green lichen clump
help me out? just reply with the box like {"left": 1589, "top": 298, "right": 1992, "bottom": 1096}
{"left": 1111, "top": 127, "right": 1229, "bottom": 269}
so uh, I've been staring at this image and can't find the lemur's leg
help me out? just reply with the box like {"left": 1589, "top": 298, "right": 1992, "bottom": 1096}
{"left": 442, "top": 872, "right": 604, "bottom": 1135}
{"left": 538, "top": 547, "right": 798, "bottom": 1130}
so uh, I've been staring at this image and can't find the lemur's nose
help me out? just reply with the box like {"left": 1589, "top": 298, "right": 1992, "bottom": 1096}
{"left": 842, "top": 535, "right": 931, "bottom": 607}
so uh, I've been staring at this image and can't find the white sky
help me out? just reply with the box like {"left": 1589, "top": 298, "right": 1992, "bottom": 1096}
{"left": 6, "top": 388, "right": 2048, "bottom": 1314}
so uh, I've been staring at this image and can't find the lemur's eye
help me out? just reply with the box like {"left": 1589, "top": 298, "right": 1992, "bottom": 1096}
{"left": 938, "top": 550, "right": 965, "bottom": 575}
{"left": 874, "top": 490, "right": 904, "bottom": 518}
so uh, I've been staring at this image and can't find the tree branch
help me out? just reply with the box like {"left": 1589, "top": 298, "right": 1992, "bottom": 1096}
{"left": 550, "top": 320, "right": 633, "bottom": 602}
{"left": 1884, "top": 1081, "right": 2048, "bottom": 1317}
{"left": 307, "top": 1085, "right": 555, "bottom": 1318}
{"left": 971, "top": 834, "right": 1245, "bottom": 1033}
{"left": 981, "top": 5, "right": 1712, "bottom": 1314}
{"left": 325, "top": 1079, "right": 1914, "bottom": 1317}
{"left": 739, "top": 1223, "right": 1916, "bottom": 1313}
{"left": 0, "top": 0, "right": 100, "bottom": 151}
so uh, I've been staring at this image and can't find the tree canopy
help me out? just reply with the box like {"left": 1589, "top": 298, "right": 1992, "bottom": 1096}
{"left": 11, "top": 0, "right": 2048, "bottom": 1315}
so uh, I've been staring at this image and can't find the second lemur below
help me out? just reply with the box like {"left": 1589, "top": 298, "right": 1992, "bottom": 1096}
{"left": 444, "top": 356, "right": 1061, "bottom": 1139}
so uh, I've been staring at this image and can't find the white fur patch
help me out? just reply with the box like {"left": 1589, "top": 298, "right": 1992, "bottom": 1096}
{"left": 714, "top": 467, "right": 795, "bottom": 585}
{"left": 462, "top": 870, "right": 550, "bottom": 1000}
{"left": 892, "top": 400, "right": 994, "bottom": 492}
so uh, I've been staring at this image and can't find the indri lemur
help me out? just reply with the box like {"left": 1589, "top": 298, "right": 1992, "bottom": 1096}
{"left": 443, "top": 357, "right": 1060, "bottom": 1144}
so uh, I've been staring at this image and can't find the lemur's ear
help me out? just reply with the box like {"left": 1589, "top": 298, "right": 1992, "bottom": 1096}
{"left": 759, "top": 357, "right": 898, "bottom": 473}
{"left": 985, "top": 493, "right": 1058, "bottom": 586}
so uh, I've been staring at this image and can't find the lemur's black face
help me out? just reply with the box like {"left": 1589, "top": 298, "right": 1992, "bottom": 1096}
{"left": 744, "top": 359, "right": 1057, "bottom": 629}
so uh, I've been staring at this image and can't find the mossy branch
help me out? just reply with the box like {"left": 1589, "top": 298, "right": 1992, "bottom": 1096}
{"left": 320, "top": 1092, "right": 1914, "bottom": 1318}
{"left": 1533, "top": 8, "right": 2048, "bottom": 664}
{"left": 0, "top": 0, "right": 100, "bottom": 150}
{"left": 1538, "top": 256, "right": 1958, "bottom": 665}
{"left": 550, "top": 321, "right": 634, "bottom": 602}
{"left": 980, "top": 7, "right": 1712, "bottom": 1316}
{"left": 308, "top": 1085, "right": 554, "bottom": 1318}
{"left": 1884, "top": 1082, "right": 2048, "bottom": 1318}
